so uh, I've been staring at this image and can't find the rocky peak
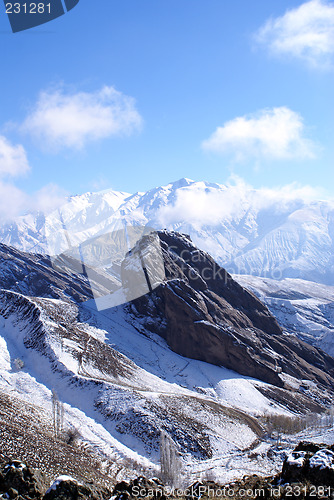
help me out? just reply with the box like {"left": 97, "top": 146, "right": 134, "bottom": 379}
{"left": 128, "top": 231, "right": 334, "bottom": 389}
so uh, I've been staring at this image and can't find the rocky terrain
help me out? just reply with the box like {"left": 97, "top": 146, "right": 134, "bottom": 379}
{"left": 1, "top": 441, "right": 334, "bottom": 500}
{"left": 0, "top": 390, "right": 118, "bottom": 489}
{"left": 280, "top": 441, "right": 334, "bottom": 488}
{"left": 0, "top": 244, "right": 93, "bottom": 302}
{"left": 0, "top": 458, "right": 112, "bottom": 499}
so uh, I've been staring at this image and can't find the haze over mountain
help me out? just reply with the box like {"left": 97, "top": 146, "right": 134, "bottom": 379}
{"left": 1, "top": 178, "right": 333, "bottom": 285}
{"left": 235, "top": 275, "right": 334, "bottom": 359}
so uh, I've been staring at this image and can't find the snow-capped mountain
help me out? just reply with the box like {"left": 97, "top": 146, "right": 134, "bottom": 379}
{"left": 1, "top": 178, "right": 334, "bottom": 285}
{"left": 0, "top": 189, "right": 131, "bottom": 254}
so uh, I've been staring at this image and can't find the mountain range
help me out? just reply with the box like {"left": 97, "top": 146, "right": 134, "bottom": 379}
{"left": 235, "top": 275, "right": 334, "bottom": 358}
{"left": 2, "top": 177, "right": 333, "bottom": 356}
{"left": 1, "top": 178, "right": 334, "bottom": 284}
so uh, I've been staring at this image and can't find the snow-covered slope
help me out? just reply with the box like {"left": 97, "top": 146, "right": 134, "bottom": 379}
{"left": 0, "top": 288, "right": 283, "bottom": 482}
{"left": 235, "top": 275, "right": 334, "bottom": 357}
{"left": 1, "top": 179, "right": 334, "bottom": 284}
{"left": 1, "top": 287, "right": 333, "bottom": 483}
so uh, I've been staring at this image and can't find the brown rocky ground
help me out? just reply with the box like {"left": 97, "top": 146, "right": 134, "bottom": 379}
{"left": 0, "top": 390, "right": 120, "bottom": 492}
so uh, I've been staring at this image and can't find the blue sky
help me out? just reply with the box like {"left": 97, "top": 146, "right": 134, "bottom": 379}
{"left": 0, "top": 0, "right": 333, "bottom": 213}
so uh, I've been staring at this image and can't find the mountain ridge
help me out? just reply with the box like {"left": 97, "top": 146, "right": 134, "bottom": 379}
{"left": 127, "top": 230, "right": 334, "bottom": 390}
{"left": 1, "top": 178, "right": 333, "bottom": 285}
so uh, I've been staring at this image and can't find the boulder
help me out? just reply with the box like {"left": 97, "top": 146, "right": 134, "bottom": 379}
{"left": 281, "top": 442, "right": 334, "bottom": 487}
{"left": 0, "top": 460, "right": 45, "bottom": 499}
{"left": 43, "top": 475, "right": 105, "bottom": 500}
{"left": 113, "top": 476, "right": 165, "bottom": 500}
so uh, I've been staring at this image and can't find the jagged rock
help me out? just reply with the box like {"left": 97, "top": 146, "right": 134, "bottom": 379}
{"left": 0, "top": 461, "right": 113, "bottom": 500}
{"left": 0, "top": 460, "right": 45, "bottom": 499}
{"left": 129, "top": 231, "right": 334, "bottom": 389}
{"left": 294, "top": 442, "right": 328, "bottom": 453}
{"left": 8, "top": 487, "right": 19, "bottom": 498}
{"left": 113, "top": 480, "right": 131, "bottom": 494}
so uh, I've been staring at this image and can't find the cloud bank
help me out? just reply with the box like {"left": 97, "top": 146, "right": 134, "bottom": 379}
{"left": 201, "top": 107, "right": 316, "bottom": 162}
{"left": 22, "top": 85, "right": 143, "bottom": 151}
{"left": 255, "top": 0, "right": 334, "bottom": 68}
{"left": 157, "top": 178, "right": 327, "bottom": 228}
{"left": 0, "top": 180, "right": 67, "bottom": 224}
{"left": 0, "top": 135, "right": 29, "bottom": 221}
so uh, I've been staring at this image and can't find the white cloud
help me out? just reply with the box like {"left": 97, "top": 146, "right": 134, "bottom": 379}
{"left": 255, "top": 0, "right": 334, "bottom": 68}
{"left": 0, "top": 135, "right": 31, "bottom": 221}
{"left": 22, "top": 85, "right": 143, "bottom": 151}
{"left": 0, "top": 136, "right": 67, "bottom": 222}
{"left": 157, "top": 177, "right": 326, "bottom": 229}
{"left": 201, "top": 107, "right": 316, "bottom": 161}
{"left": 0, "top": 135, "right": 30, "bottom": 178}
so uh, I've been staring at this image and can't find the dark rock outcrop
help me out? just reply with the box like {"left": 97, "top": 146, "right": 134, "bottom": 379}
{"left": 0, "top": 460, "right": 45, "bottom": 499}
{"left": 113, "top": 476, "right": 165, "bottom": 500}
{"left": 128, "top": 231, "right": 334, "bottom": 389}
{"left": 280, "top": 442, "right": 334, "bottom": 487}
{"left": 0, "top": 244, "right": 93, "bottom": 302}
{"left": 43, "top": 476, "right": 109, "bottom": 500}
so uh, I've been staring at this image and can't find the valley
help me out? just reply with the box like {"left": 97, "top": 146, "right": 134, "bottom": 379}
{"left": 0, "top": 225, "right": 333, "bottom": 488}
